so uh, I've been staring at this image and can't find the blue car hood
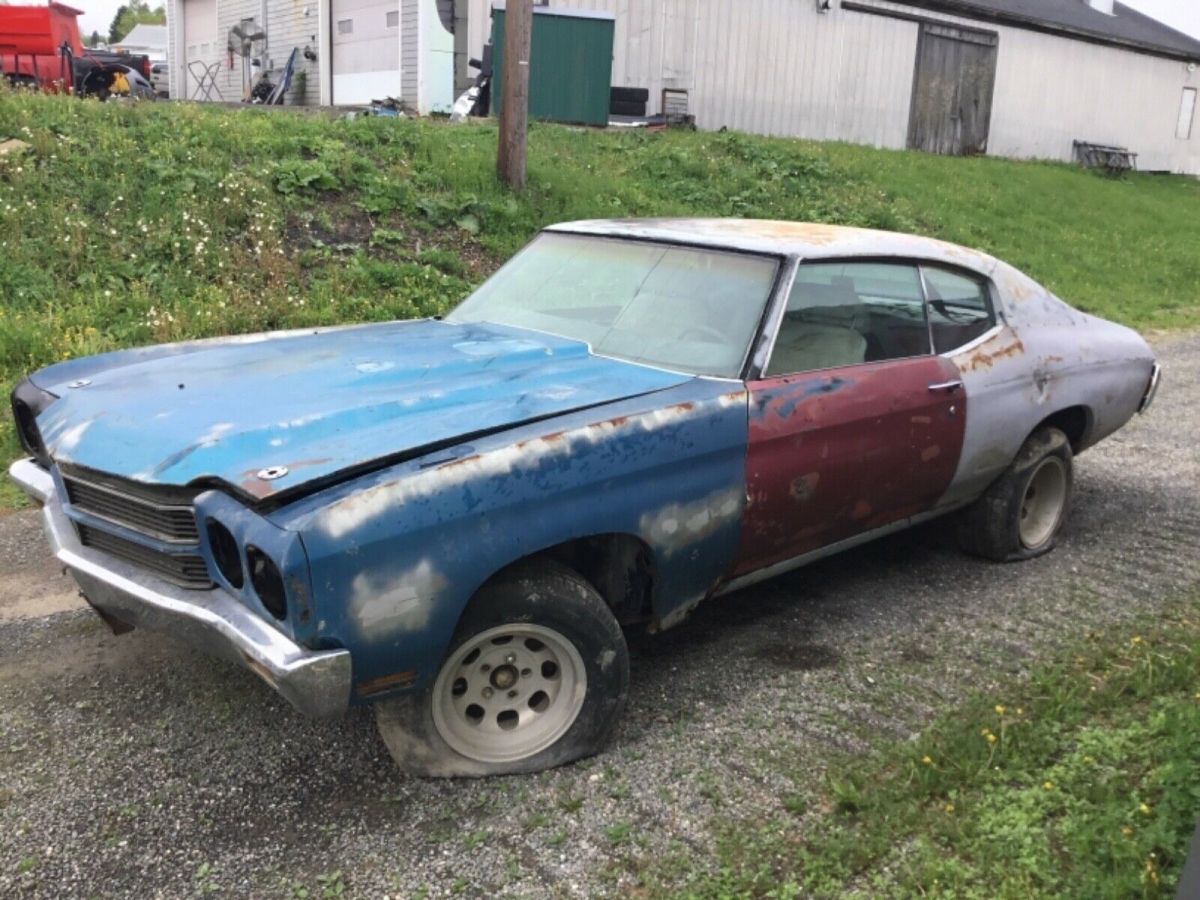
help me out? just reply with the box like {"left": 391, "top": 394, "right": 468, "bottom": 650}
{"left": 32, "top": 320, "right": 690, "bottom": 501}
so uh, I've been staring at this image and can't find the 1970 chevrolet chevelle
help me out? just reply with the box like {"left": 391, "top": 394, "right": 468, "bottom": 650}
{"left": 10, "top": 220, "right": 1160, "bottom": 775}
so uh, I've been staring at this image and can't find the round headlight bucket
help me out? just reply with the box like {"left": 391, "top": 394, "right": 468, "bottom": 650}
{"left": 247, "top": 546, "right": 287, "bottom": 620}
{"left": 205, "top": 519, "right": 244, "bottom": 589}
{"left": 11, "top": 378, "right": 56, "bottom": 466}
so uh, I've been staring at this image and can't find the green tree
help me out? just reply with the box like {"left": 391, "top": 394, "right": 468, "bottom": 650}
{"left": 87, "top": 30, "right": 103, "bottom": 48}
{"left": 107, "top": 2, "right": 166, "bottom": 45}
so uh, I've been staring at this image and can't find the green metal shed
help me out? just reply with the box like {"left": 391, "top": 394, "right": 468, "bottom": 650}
{"left": 490, "top": 2, "right": 615, "bottom": 128}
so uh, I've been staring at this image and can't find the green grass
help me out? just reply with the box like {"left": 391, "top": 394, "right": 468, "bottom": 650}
{"left": 1, "top": 88, "right": 1199, "bottom": 507}
{"left": 642, "top": 599, "right": 1200, "bottom": 898}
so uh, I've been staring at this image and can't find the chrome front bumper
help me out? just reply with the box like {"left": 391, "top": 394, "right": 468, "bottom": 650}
{"left": 9, "top": 458, "right": 351, "bottom": 718}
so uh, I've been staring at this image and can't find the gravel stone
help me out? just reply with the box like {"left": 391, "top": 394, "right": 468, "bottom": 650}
{"left": 0, "top": 332, "right": 1196, "bottom": 898}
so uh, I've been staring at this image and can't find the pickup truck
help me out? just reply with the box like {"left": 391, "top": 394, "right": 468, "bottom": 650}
{"left": 1, "top": 2, "right": 154, "bottom": 99}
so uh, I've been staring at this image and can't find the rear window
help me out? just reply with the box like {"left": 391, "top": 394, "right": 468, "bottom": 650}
{"left": 923, "top": 266, "right": 996, "bottom": 352}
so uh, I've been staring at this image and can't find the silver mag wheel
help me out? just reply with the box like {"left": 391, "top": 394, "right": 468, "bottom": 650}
{"left": 1018, "top": 456, "right": 1068, "bottom": 550}
{"left": 958, "top": 426, "right": 1073, "bottom": 562}
{"left": 374, "top": 562, "right": 629, "bottom": 776}
{"left": 432, "top": 623, "right": 587, "bottom": 764}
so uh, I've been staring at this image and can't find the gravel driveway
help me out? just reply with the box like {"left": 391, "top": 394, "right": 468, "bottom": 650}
{"left": 1, "top": 332, "right": 1197, "bottom": 899}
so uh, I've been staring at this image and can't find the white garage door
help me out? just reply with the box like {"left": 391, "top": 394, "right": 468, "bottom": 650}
{"left": 181, "top": 0, "right": 220, "bottom": 100}
{"left": 332, "top": 0, "right": 402, "bottom": 104}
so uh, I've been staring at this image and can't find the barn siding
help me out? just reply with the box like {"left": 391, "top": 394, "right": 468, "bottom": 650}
{"left": 401, "top": 0, "right": 420, "bottom": 107}
{"left": 264, "top": 0, "right": 319, "bottom": 100}
{"left": 862, "top": 0, "right": 1199, "bottom": 172}
{"left": 463, "top": 0, "right": 1198, "bottom": 174}
{"left": 167, "top": 0, "right": 316, "bottom": 102}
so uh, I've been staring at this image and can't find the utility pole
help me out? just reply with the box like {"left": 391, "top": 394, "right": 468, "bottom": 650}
{"left": 496, "top": 0, "right": 532, "bottom": 190}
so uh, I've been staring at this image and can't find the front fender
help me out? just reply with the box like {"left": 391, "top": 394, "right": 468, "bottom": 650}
{"left": 283, "top": 381, "right": 749, "bottom": 702}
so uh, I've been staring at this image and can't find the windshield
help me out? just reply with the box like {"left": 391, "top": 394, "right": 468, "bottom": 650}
{"left": 445, "top": 233, "right": 779, "bottom": 378}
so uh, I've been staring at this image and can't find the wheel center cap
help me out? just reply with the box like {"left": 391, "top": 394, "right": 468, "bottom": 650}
{"left": 490, "top": 665, "right": 518, "bottom": 690}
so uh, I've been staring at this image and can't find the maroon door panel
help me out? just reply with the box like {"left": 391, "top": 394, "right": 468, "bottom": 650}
{"left": 735, "top": 355, "right": 966, "bottom": 575}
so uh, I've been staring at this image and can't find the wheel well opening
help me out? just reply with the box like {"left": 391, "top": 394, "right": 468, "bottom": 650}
{"left": 490, "top": 535, "right": 656, "bottom": 625}
{"left": 1035, "top": 405, "right": 1092, "bottom": 452}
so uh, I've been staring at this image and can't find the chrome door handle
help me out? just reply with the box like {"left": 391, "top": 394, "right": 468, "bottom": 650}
{"left": 928, "top": 380, "right": 963, "bottom": 393}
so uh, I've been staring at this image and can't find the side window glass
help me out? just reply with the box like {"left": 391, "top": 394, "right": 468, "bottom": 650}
{"left": 765, "top": 262, "right": 929, "bottom": 376}
{"left": 923, "top": 267, "right": 996, "bottom": 353}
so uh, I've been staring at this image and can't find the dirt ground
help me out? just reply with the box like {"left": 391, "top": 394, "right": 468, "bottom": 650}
{"left": 1, "top": 333, "right": 1196, "bottom": 898}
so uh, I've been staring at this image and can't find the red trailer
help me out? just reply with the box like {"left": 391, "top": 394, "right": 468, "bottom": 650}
{"left": 1, "top": 2, "right": 153, "bottom": 98}
{"left": 0, "top": 2, "right": 83, "bottom": 91}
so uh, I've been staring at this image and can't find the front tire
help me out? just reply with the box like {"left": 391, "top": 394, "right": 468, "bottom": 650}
{"left": 959, "top": 426, "right": 1074, "bottom": 562}
{"left": 374, "top": 562, "right": 629, "bottom": 777}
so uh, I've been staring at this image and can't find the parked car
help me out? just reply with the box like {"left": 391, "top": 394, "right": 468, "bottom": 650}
{"left": 9, "top": 220, "right": 1159, "bottom": 776}
{"left": 149, "top": 60, "right": 168, "bottom": 98}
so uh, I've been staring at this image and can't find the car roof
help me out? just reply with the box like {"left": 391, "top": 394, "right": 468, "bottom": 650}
{"left": 546, "top": 219, "right": 999, "bottom": 276}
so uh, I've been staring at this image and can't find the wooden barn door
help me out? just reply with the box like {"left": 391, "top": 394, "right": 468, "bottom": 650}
{"left": 908, "top": 23, "right": 998, "bottom": 155}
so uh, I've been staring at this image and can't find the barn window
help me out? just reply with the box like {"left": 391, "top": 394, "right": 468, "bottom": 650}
{"left": 1178, "top": 88, "right": 1197, "bottom": 140}
{"left": 386, "top": 10, "right": 399, "bottom": 27}
{"left": 337, "top": 18, "right": 353, "bottom": 35}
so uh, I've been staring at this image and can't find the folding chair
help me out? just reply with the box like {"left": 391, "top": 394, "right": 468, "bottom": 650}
{"left": 188, "top": 60, "right": 224, "bottom": 101}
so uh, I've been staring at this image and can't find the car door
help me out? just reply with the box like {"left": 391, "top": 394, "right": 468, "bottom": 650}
{"left": 734, "top": 260, "right": 967, "bottom": 576}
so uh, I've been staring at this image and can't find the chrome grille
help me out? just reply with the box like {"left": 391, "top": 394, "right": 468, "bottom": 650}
{"left": 61, "top": 468, "right": 200, "bottom": 544}
{"left": 77, "top": 524, "right": 213, "bottom": 588}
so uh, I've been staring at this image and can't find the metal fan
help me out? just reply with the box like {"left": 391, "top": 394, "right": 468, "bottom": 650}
{"left": 227, "top": 21, "right": 266, "bottom": 60}
{"left": 226, "top": 21, "right": 268, "bottom": 99}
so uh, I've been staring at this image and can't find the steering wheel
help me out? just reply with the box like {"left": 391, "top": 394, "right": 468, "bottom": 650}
{"left": 679, "top": 325, "right": 726, "bottom": 344}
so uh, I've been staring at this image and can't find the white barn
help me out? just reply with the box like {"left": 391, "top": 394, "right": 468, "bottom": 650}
{"left": 111, "top": 23, "right": 169, "bottom": 60}
{"left": 166, "top": 0, "right": 1200, "bottom": 173}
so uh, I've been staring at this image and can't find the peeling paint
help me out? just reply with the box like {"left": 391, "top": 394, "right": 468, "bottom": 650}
{"left": 53, "top": 419, "right": 93, "bottom": 456}
{"left": 29, "top": 319, "right": 688, "bottom": 497}
{"left": 638, "top": 487, "right": 744, "bottom": 556}
{"left": 318, "top": 401, "right": 711, "bottom": 540}
{"left": 960, "top": 334, "right": 1026, "bottom": 371}
{"left": 790, "top": 471, "right": 820, "bottom": 502}
{"left": 349, "top": 559, "right": 447, "bottom": 640}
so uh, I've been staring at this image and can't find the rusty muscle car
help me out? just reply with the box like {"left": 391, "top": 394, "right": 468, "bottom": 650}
{"left": 9, "top": 220, "right": 1160, "bottom": 775}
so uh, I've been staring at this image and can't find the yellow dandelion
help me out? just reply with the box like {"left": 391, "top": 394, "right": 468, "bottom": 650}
{"left": 1016, "top": 707, "right": 1024, "bottom": 716}
{"left": 1139, "top": 803, "right": 1152, "bottom": 816}
{"left": 944, "top": 803, "right": 955, "bottom": 814}
{"left": 1043, "top": 781, "right": 1054, "bottom": 791}
{"left": 1131, "top": 635, "right": 1143, "bottom": 645}
{"left": 994, "top": 705, "right": 1006, "bottom": 716}
{"left": 1121, "top": 826, "right": 1134, "bottom": 837}
{"left": 980, "top": 728, "right": 992, "bottom": 737}
{"left": 986, "top": 733, "right": 997, "bottom": 744}
{"left": 921, "top": 755, "right": 933, "bottom": 766}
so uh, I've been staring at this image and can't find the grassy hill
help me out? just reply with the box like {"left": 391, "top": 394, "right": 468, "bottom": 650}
{"left": 1, "top": 89, "right": 1198, "bottom": 504}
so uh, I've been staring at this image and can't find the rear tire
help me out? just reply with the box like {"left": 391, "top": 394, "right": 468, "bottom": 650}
{"left": 374, "top": 562, "right": 629, "bottom": 777}
{"left": 959, "top": 427, "right": 1073, "bottom": 562}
